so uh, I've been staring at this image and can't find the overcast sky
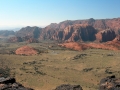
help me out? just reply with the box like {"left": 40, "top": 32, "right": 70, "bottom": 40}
{"left": 0, "top": 0, "right": 120, "bottom": 29}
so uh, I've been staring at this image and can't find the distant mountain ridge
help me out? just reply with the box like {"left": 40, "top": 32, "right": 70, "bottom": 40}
{"left": 2, "top": 17, "right": 120, "bottom": 42}
{"left": 0, "top": 30, "right": 15, "bottom": 37}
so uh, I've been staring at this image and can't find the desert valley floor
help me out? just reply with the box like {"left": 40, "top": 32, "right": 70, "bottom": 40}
{"left": 0, "top": 40, "right": 120, "bottom": 90}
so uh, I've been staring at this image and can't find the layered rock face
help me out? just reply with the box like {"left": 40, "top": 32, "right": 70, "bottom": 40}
{"left": 40, "top": 18, "right": 120, "bottom": 42}
{"left": 96, "top": 29, "right": 116, "bottom": 42}
{"left": 51, "top": 24, "right": 97, "bottom": 42}
{"left": 52, "top": 31, "right": 63, "bottom": 40}
{"left": 8, "top": 18, "right": 120, "bottom": 42}
{"left": 65, "top": 24, "right": 96, "bottom": 42}
{"left": 0, "top": 77, "right": 33, "bottom": 90}
{"left": 43, "top": 18, "right": 120, "bottom": 32}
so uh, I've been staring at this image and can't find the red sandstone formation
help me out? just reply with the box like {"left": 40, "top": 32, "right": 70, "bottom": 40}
{"left": 113, "top": 35, "right": 120, "bottom": 41}
{"left": 59, "top": 40, "right": 120, "bottom": 51}
{"left": 7, "top": 18, "right": 120, "bottom": 43}
{"left": 52, "top": 24, "right": 97, "bottom": 42}
{"left": 15, "top": 46, "right": 38, "bottom": 55}
{"left": 59, "top": 42, "right": 89, "bottom": 51}
{"left": 40, "top": 18, "right": 120, "bottom": 41}
{"left": 95, "top": 29, "right": 116, "bottom": 42}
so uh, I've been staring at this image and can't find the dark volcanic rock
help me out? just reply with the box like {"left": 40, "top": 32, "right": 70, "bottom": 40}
{"left": 96, "top": 29, "right": 116, "bottom": 42}
{"left": 99, "top": 75, "right": 120, "bottom": 90}
{"left": 0, "top": 77, "right": 33, "bottom": 90}
{"left": 55, "top": 84, "right": 83, "bottom": 90}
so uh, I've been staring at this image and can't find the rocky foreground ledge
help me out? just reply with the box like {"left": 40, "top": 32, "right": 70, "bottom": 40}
{"left": 0, "top": 77, "right": 33, "bottom": 90}
{"left": 99, "top": 75, "right": 120, "bottom": 90}
{"left": 0, "top": 75, "right": 120, "bottom": 90}
{"left": 54, "top": 75, "right": 120, "bottom": 90}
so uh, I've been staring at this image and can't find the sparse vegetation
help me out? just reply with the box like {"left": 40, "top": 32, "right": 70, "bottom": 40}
{"left": 0, "top": 40, "right": 120, "bottom": 90}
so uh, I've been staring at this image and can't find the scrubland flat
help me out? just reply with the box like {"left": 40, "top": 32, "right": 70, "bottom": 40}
{"left": 0, "top": 41, "right": 120, "bottom": 90}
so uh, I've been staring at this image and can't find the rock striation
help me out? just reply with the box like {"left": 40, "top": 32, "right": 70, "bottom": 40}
{"left": 40, "top": 18, "right": 120, "bottom": 42}
{"left": 0, "top": 77, "right": 33, "bottom": 90}
{"left": 64, "top": 24, "right": 96, "bottom": 42}
{"left": 52, "top": 24, "right": 97, "bottom": 42}
{"left": 8, "top": 18, "right": 120, "bottom": 43}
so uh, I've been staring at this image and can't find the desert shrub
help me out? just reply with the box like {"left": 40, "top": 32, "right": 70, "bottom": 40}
{"left": 83, "top": 68, "right": 93, "bottom": 72}
{"left": 0, "top": 67, "right": 10, "bottom": 77}
{"left": 73, "top": 54, "right": 87, "bottom": 60}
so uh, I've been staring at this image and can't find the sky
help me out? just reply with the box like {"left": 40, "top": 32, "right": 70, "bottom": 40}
{"left": 0, "top": 0, "right": 120, "bottom": 29}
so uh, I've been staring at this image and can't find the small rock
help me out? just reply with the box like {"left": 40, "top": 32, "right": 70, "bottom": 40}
{"left": 55, "top": 84, "right": 83, "bottom": 90}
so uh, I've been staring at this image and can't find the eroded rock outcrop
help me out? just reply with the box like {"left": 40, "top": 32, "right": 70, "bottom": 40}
{"left": 8, "top": 37, "right": 23, "bottom": 42}
{"left": 8, "top": 36, "right": 38, "bottom": 43}
{"left": 65, "top": 24, "right": 96, "bottom": 42}
{"left": 40, "top": 18, "right": 120, "bottom": 41}
{"left": 54, "top": 84, "right": 83, "bottom": 90}
{"left": 7, "top": 18, "right": 120, "bottom": 42}
{"left": 0, "top": 77, "right": 33, "bottom": 90}
{"left": 113, "top": 35, "right": 120, "bottom": 41}
{"left": 52, "top": 24, "right": 97, "bottom": 42}
{"left": 96, "top": 29, "right": 116, "bottom": 42}
{"left": 99, "top": 75, "right": 120, "bottom": 90}
{"left": 27, "top": 38, "right": 39, "bottom": 43}
{"left": 15, "top": 26, "right": 42, "bottom": 38}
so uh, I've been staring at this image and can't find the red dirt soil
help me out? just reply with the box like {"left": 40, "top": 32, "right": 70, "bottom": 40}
{"left": 58, "top": 42, "right": 89, "bottom": 51}
{"left": 15, "top": 46, "right": 38, "bottom": 55}
{"left": 59, "top": 40, "right": 120, "bottom": 51}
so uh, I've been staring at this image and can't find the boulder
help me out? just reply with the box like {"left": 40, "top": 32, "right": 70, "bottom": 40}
{"left": 0, "top": 77, "right": 33, "bottom": 90}
{"left": 99, "top": 75, "right": 120, "bottom": 90}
